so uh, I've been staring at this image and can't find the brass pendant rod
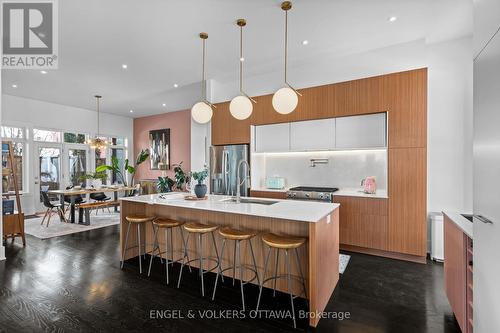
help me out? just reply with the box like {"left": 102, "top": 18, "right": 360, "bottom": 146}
{"left": 202, "top": 37, "right": 206, "bottom": 101}
{"left": 239, "top": 24, "right": 243, "bottom": 93}
{"left": 284, "top": 9, "right": 288, "bottom": 84}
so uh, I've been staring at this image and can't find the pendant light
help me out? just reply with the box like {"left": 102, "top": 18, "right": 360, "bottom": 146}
{"left": 191, "top": 32, "right": 214, "bottom": 124}
{"left": 230, "top": 19, "right": 256, "bottom": 120}
{"left": 272, "top": 1, "right": 301, "bottom": 115}
{"left": 86, "top": 95, "right": 109, "bottom": 150}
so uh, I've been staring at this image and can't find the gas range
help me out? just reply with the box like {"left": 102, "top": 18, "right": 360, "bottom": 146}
{"left": 286, "top": 186, "right": 339, "bottom": 202}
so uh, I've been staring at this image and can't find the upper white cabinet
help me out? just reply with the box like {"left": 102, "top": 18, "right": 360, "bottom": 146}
{"left": 290, "top": 118, "right": 336, "bottom": 151}
{"left": 254, "top": 123, "right": 290, "bottom": 152}
{"left": 335, "top": 113, "right": 387, "bottom": 149}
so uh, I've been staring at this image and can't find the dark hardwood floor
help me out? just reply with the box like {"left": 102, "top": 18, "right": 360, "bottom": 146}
{"left": 0, "top": 224, "right": 460, "bottom": 333}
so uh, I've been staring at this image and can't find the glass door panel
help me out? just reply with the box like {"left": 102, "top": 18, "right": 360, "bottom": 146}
{"left": 68, "top": 148, "right": 87, "bottom": 186}
{"left": 39, "top": 147, "right": 61, "bottom": 202}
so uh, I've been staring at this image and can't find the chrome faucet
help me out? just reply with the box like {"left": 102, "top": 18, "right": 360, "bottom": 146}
{"left": 236, "top": 160, "right": 250, "bottom": 203}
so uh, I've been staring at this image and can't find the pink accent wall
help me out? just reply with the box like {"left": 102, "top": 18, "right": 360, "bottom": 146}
{"left": 133, "top": 109, "right": 191, "bottom": 180}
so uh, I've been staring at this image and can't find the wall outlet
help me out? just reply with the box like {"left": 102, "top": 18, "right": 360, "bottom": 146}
{"left": 327, "top": 215, "right": 331, "bottom": 224}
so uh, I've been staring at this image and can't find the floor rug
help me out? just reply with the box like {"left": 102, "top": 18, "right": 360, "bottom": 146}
{"left": 339, "top": 254, "right": 351, "bottom": 274}
{"left": 24, "top": 212, "right": 120, "bottom": 239}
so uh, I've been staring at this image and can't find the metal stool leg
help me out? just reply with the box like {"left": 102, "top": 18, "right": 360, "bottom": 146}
{"left": 212, "top": 238, "right": 226, "bottom": 300}
{"left": 273, "top": 249, "right": 280, "bottom": 297}
{"left": 210, "top": 231, "right": 223, "bottom": 282}
{"left": 295, "top": 248, "right": 307, "bottom": 300}
{"left": 256, "top": 246, "right": 272, "bottom": 311}
{"left": 236, "top": 240, "right": 246, "bottom": 311}
{"left": 249, "top": 239, "right": 260, "bottom": 286}
{"left": 121, "top": 222, "right": 132, "bottom": 269}
{"left": 165, "top": 229, "right": 170, "bottom": 284}
{"left": 198, "top": 234, "right": 205, "bottom": 297}
{"left": 148, "top": 225, "right": 160, "bottom": 276}
{"left": 232, "top": 241, "right": 237, "bottom": 286}
{"left": 179, "top": 227, "right": 192, "bottom": 273}
{"left": 177, "top": 232, "right": 190, "bottom": 288}
{"left": 137, "top": 224, "right": 143, "bottom": 274}
{"left": 285, "top": 249, "right": 296, "bottom": 328}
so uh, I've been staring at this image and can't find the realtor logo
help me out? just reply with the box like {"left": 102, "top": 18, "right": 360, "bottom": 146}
{"left": 1, "top": 0, "right": 58, "bottom": 69}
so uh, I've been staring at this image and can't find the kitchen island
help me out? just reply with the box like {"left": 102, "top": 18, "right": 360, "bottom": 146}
{"left": 120, "top": 193, "right": 340, "bottom": 327}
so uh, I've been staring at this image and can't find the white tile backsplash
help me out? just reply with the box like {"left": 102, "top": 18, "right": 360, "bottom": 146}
{"left": 251, "top": 150, "right": 387, "bottom": 190}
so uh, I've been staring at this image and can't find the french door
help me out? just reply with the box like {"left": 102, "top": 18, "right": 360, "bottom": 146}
{"left": 33, "top": 143, "right": 89, "bottom": 211}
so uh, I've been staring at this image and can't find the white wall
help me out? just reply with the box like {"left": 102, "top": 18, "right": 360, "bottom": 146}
{"left": 1, "top": 94, "right": 134, "bottom": 215}
{"left": 206, "top": 36, "right": 474, "bottom": 214}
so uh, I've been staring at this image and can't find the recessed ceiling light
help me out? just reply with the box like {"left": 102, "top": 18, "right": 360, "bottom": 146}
{"left": 129, "top": 109, "right": 133, "bottom": 113}
{"left": 162, "top": 103, "right": 166, "bottom": 107}
{"left": 302, "top": 40, "right": 309, "bottom": 45}
{"left": 388, "top": 16, "right": 397, "bottom": 22}
{"left": 239, "top": 57, "right": 245, "bottom": 62}
{"left": 11, "top": 84, "right": 17, "bottom": 88}
{"left": 173, "top": 83, "right": 179, "bottom": 88}
{"left": 40, "top": 70, "right": 47, "bottom": 74}
{"left": 122, "top": 64, "right": 128, "bottom": 69}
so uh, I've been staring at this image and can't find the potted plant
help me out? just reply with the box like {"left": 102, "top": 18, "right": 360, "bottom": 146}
{"left": 79, "top": 171, "right": 108, "bottom": 188}
{"left": 96, "top": 149, "right": 149, "bottom": 195}
{"left": 157, "top": 176, "right": 175, "bottom": 193}
{"left": 190, "top": 166, "right": 209, "bottom": 198}
{"left": 173, "top": 162, "right": 189, "bottom": 191}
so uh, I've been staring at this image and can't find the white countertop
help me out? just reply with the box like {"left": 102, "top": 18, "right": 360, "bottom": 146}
{"left": 121, "top": 193, "right": 339, "bottom": 223}
{"left": 443, "top": 211, "right": 473, "bottom": 239}
{"left": 250, "top": 187, "right": 388, "bottom": 199}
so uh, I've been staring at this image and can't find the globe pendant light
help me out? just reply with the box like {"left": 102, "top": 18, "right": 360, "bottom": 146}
{"left": 272, "top": 1, "right": 302, "bottom": 115}
{"left": 230, "top": 19, "right": 256, "bottom": 120}
{"left": 86, "top": 95, "right": 109, "bottom": 150}
{"left": 191, "top": 32, "right": 214, "bottom": 124}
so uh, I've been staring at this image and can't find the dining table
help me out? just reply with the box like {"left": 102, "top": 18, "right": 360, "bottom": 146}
{"left": 48, "top": 186, "right": 136, "bottom": 224}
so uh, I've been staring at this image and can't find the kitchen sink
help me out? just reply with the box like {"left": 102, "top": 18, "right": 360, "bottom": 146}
{"left": 220, "top": 198, "right": 278, "bottom": 205}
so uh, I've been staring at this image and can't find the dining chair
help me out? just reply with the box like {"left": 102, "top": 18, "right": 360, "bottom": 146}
{"left": 40, "top": 191, "right": 67, "bottom": 227}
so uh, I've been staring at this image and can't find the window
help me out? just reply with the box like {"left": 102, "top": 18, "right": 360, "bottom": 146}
{"left": 1, "top": 126, "right": 24, "bottom": 139}
{"left": 33, "top": 129, "right": 61, "bottom": 142}
{"left": 64, "top": 132, "right": 87, "bottom": 144}
{"left": 111, "top": 137, "right": 126, "bottom": 146}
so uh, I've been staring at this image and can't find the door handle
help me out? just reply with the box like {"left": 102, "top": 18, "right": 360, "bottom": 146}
{"left": 475, "top": 215, "right": 493, "bottom": 224}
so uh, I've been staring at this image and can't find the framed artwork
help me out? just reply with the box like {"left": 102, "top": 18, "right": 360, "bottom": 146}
{"left": 149, "top": 129, "right": 170, "bottom": 170}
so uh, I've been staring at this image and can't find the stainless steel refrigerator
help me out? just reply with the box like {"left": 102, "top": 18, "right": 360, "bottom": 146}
{"left": 209, "top": 144, "right": 250, "bottom": 196}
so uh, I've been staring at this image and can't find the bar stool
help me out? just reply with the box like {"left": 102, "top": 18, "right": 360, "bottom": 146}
{"left": 177, "top": 222, "right": 221, "bottom": 297}
{"left": 211, "top": 227, "right": 260, "bottom": 311}
{"left": 121, "top": 214, "right": 156, "bottom": 274}
{"left": 147, "top": 218, "right": 192, "bottom": 284}
{"left": 256, "top": 232, "right": 308, "bottom": 328}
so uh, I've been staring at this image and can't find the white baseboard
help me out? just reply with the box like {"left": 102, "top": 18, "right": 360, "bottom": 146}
{"left": 0, "top": 245, "right": 5, "bottom": 261}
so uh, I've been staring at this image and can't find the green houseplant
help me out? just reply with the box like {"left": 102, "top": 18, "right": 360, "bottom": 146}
{"left": 173, "top": 162, "right": 189, "bottom": 191}
{"left": 190, "top": 166, "right": 209, "bottom": 198}
{"left": 157, "top": 176, "right": 175, "bottom": 193}
{"left": 95, "top": 149, "right": 149, "bottom": 188}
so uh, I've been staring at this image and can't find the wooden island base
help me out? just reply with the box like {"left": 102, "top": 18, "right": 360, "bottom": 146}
{"left": 120, "top": 200, "right": 339, "bottom": 327}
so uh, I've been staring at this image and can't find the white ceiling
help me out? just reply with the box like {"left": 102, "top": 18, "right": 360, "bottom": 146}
{"left": 1, "top": 0, "right": 472, "bottom": 118}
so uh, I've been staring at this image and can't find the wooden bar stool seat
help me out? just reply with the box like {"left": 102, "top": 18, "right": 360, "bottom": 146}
{"left": 148, "top": 218, "right": 191, "bottom": 284}
{"left": 125, "top": 215, "right": 155, "bottom": 224}
{"left": 121, "top": 215, "right": 156, "bottom": 274}
{"left": 184, "top": 222, "right": 218, "bottom": 233}
{"left": 177, "top": 222, "right": 221, "bottom": 297}
{"left": 154, "top": 218, "right": 184, "bottom": 228}
{"left": 218, "top": 227, "right": 255, "bottom": 240}
{"left": 261, "top": 232, "right": 306, "bottom": 249}
{"left": 257, "top": 233, "right": 308, "bottom": 328}
{"left": 212, "top": 227, "right": 259, "bottom": 311}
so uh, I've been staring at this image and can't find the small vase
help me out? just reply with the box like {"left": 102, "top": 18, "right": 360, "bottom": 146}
{"left": 194, "top": 183, "right": 207, "bottom": 198}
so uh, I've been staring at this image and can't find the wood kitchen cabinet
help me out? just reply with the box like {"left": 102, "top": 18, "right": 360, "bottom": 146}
{"left": 334, "top": 196, "right": 388, "bottom": 251}
{"left": 444, "top": 214, "right": 473, "bottom": 333}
